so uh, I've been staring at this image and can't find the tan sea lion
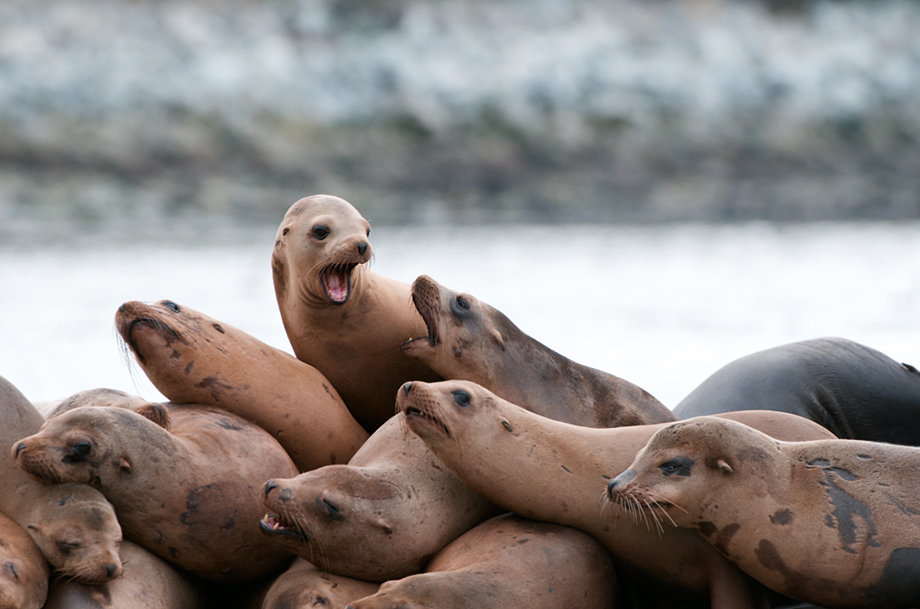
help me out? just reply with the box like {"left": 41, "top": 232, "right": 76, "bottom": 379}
{"left": 13, "top": 401, "right": 299, "bottom": 583}
{"left": 42, "top": 540, "right": 208, "bottom": 609}
{"left": 398, "top": 380, "right": 836, "bottom": 609}
{"left": 0, "top": 374, "right": 123, "bottom": 584}
{"left": 260, "top": 415, "right": 499, "bottom": 582}
{"left": 346, "top": 513, "right": 617, "bottom": 609}
{"left": 115, "top": 299, "right": 368, "bottom": 471}
{"left": 258, "top": 558, "right": 379, "bottom": 609}
{"left": 608, "top": 416, "right": 920, "bottom": 609}
{"left": 271, "top": 194, "right": 441, "bottom": 432}
{"left": 402, "top": 274, "right": 674, "bottom": 427}
{"left": 0, "top": 510, "right": 49, "bottom": 609}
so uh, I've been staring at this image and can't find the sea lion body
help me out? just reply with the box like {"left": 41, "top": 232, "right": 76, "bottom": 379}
{"left": 402, "top": 274, "right": 674, "bottom": 427}
{"left": 0, "top": 375, "right": 123, "bottom": 583}
{"left": 115, "top": 299, "right": 368, "bottom": 470}
{"left": 0, "top": 510, "right": 49, "bottom": 609}
{"left": 347, "top": 513, "right": 617, "bottom": 609}
{"left": 272, "top": 195, "right": 441, "bottom": 432}
{"left": 258, "top": 558, "right": 379, "bottom": 609}
{"left": 14, "top": 402, "right": 299, "bottom": 583}
{"left": 608, "top": 417, "right": 920, "bottom": 608}
{"left": 674, "top": 337, "right": 920, "bottom": 445}
{"left": 398, "top": 380, "right": 835, "bottom": 609}
{"left": 260, "top": 415, "right": 498, "bottom": 582}
{"left": 42, "top": 540, "right": 208, "bottom": 609}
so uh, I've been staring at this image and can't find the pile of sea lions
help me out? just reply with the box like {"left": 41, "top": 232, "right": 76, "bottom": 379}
{"left": 3, "top": 194, "right": 920, "bottom": 609}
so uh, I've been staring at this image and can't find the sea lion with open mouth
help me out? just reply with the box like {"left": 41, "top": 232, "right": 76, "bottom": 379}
{"left": 272, "top": 195, "right": 441, "bottom": 433}
{"left": 259, "top": 415, "right": 499, "bottom": 582}
{"left": 402, "top": 274, "right": 674, "bottom": 428}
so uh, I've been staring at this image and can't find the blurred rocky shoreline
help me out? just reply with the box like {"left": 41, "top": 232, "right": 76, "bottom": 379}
{"left": 1, "top": 0, "right": 919, "bottom": 228}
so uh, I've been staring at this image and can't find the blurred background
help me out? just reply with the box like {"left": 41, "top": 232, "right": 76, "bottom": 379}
{"left": 1, "top": 0, "right": 919, "bottom": 407}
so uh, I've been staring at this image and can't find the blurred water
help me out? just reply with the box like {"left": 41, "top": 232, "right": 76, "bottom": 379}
{"left": 2, "top": 220, "right": 918, "bottom": 409}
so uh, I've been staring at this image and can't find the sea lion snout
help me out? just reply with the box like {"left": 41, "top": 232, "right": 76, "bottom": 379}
{"left": 402, "top": 382, "right": 413, "bottom": 396}
{"left": 13, "top": 442, "right": 26, "bottom": 458}
{"left": 356, "top": 241, "right": 368, "bottom": 255}
{"left": 607, "top": 470, "right": 636, "bottom": 496}
{"left": 264, "top": 480, "right": 279, "bottom": 499}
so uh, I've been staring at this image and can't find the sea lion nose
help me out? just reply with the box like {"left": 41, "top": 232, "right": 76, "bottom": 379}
{"left": 402, "top": 382, "right": 413, "bottom": 396}
{"left": 118, "top": 303, "right": 126, "bottom": 313}
{"left": 105, "top": 563, "right": 118, "bottom": 578}
{"left": 264, "top": 480, "right": 279, "bottom": 499}
{"left": 607, "top": 470, "right": 636, "bottom": 495}
{"left": 357, "top": 241, "right": 368, "bottom": 255}
{"left": 13, "top": 442, "right": 26, "bottom": 458}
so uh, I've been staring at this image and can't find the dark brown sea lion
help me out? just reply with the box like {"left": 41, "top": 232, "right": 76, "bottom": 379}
{"left": 609, "top": 416, "right": 920, "bottom": 609}
{"left": 674, "top": 337, "right": 920, "bottom": 445}
{"left": 0, "top": 374, "right": 123, "bottom": 584}
{"left": 271, "top": 194, "right": 441, "bottom": 432}
{"left": 399, "top": 380, "right": 835, "bottom": 609}
{"left": 41, "top": 540, "right": 208, "bottom": 609}
{"left": 402, "top": 274, "right": 674, "bottom": 427}
{"left": 0, "top": 510, "right": 49, "bottom": 609}
{"left": 260, "top": 415, "right": 499, "bottom": 582}
{"left": 115, "top": 299, "right": 369, "bottom": 471}
{"left": 346, "top": 513, "right": 617, "bottom": 609}
{"left": 13, "top": 401, "right": 298, "bottom": 583}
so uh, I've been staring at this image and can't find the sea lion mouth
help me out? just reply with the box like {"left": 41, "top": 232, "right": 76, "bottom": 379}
{"left": 260, "top": 513, "right": 307, "bottom": 542}
{"left": 320, "top": 263, "right": 357, "bottom": 304}
{"left": 403, "top": 405, "right": 450, "bottom": 438}
{"left": 123, "top": 317, "right": 180, "bottom": 363}
{"left": 404, "top": 277, "right": 441, "bottom": 348}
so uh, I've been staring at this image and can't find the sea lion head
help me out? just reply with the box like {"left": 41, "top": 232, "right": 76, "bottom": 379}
{"left": 396, "top": 380, "right": 517, "bottom": 456}
{"left": 13, "top": 405, "right": 169, "bottom": 487}
{"left": 46, "top": 387, "right": 150, "bottom": 419}
{"left": 402, "top": 275, "right": 511, "bottom": 385}
{"left": 115, "top": 299, "right": 250, "bottom": 404}
{"left": 606, "top": 417, "right": 774, "bottom": 529}
{"left": 272, "top": 195, "right": 373, "bottom": 307}
{"left": 259, "top": 465, "right": 412, "bottom": 582}
{"left": 23, "top": 484, "right": 123, "bottom": 584}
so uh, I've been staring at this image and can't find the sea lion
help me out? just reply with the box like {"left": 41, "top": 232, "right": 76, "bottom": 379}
{"left": 401, "top": 274, "right": 674, "bottom": 427}
{"left": 0, "top": 374, "right": 123, "bottom": 584}
{"left": 0, "top": 510, "right": 49, "bottom": 609}
{"left": 608, "top": 417, "right": 920, "bottom": 609}
{"left": 257, "top": 558, "right": 379, "bottom": 609}
{"left": 115, "top": 299, "right": 368, "bottom": 471}
{"left": 346, "top": 513, "right": 617, "bottom": 609}
{"left": 260, "top": 415, "right": 499, "bottom": 582}
{"left": 271, "top": 194, "right": 441, "bottom": 432}
{"left": 13, "top": 401, "right": 299, "bottom": 583}
{"left": 398, "top": 380, "right": 835, "bottom": 609}
{"left": 674, "top": 337, "right": 920, "bottom": 445}
{"left": 42, "top": 540, "right": 208, "bottom": 609}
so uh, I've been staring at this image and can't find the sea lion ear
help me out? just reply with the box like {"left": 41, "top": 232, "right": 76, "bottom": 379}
{"left": 136, "top": 403, "right": 170, "bottom": 430}
{"left": 716, "top": 459, "right": 733, "bottom": 475}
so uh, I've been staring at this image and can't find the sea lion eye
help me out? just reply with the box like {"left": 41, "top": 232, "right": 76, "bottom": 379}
{"left": 163, "top": 301, "right": 180, "bottom": 313}
{"left": 456, "top": 297, "right": 469, "bottom": 310}
{"left": 659, "top": 457, "right": 694, "bottom": 477}
{"left": 65, "top": 442, "right": 92, "bottom": 463}
{"left": 366, "top": 228, "right": 371, "bottom": 237}
{"left": 452, "top": 391, "right": 471, "bottom": 407}
{"left": 312, "top": 224, "right": 330, "bottom": 240}
{"left": 57, "top": 541, "right": 80, "bottom": 555}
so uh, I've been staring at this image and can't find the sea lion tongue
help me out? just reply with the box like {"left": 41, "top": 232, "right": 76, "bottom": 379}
{"left": 324, "top": 268, "right": 349, "bottom": 303}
